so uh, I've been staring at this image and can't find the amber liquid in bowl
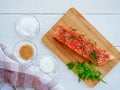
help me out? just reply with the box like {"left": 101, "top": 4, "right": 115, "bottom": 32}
{"left": 19, "top": 45, "right": 34, "bottom": 61}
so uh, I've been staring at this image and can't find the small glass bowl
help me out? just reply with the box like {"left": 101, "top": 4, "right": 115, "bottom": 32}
{"left": 13, "top": 40, "right": 38, "bottom": 64}
{"left": 14, "top": 15, "right": 40, "bottom": 39}
{"left": 38, "top": 54, "right": 58, "bottom": 79}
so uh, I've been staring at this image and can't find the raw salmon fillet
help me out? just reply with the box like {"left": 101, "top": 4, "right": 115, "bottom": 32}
{"left": 53, "top": 24, "right": 113, "bottom": 66}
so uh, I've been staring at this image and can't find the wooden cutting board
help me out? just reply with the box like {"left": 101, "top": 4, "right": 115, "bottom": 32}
{"left": 42, "top": 8, "right": 120, "bottom": 87}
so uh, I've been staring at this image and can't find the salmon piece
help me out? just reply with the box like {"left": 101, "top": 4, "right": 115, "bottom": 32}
{"left": 53, "top": 24, "right": 113, "bottom": 66}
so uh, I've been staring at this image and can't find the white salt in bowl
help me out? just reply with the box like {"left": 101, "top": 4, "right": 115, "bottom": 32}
{"left": 14, "top": 15, "right": 40, "bottom": 39}
{"left": 39, "top": 54, "right": 58, "bottom": 78}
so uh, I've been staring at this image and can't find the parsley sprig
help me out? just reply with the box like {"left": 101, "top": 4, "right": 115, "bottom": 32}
{"left": 67, "top": 61, "right": 106, "bottom": 84}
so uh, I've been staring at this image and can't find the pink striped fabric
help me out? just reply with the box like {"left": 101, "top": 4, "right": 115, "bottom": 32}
{"left": 0, "top": 43, "right": 50, "bottom": 90}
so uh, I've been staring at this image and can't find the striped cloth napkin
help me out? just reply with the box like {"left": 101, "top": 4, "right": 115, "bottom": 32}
{"left": 0, "top": 43, "right": 66, "bottom": 90}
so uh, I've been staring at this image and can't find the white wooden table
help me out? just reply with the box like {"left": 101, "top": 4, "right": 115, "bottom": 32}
{"left": 0, "top": 0, "right": 120, "bottom": 90}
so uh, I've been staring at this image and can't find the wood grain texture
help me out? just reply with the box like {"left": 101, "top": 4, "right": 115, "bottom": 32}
{"left": 42, "top": 8, "right": 120, "bottom": 87}
{"left": 0, "top": 0, "right": 120, "bottom": 13}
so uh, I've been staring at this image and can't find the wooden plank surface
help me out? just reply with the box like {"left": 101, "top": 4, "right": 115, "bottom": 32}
{"left": 42, "top": 8, "right": 120, "bottom": 87}
{"left": 0, "top": 0, "right": 120, "bottom": 14}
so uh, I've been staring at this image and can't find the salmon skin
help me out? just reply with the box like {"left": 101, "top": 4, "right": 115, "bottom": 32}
{"left": 53, "top": 24, "right": 113, "bottom": 66}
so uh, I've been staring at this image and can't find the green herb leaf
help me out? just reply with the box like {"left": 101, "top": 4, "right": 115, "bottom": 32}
{"left": 67, "top": 62, "right": 75, "bottom": 70}
{"left": 66, "top": 61, "right": 106, "bottom": 84}
{"left": 70, "top": 27, "right": 76, "bottom": 31}
{"left": 100, "top": 79, "right": 107, "bottom": 84}
{"left": 62, "top": 29, "right": 67, "bottom": 32}
{"left": 91, "top": 50, "right": 97, "bottom": 57}
{"left": 89, "top": 50, "right": 98, "bottom": 60}
{"left": 81, "top": 32, "right": 85, "bottom": 36}
{"left": 70, "top": 34, "right": 76, "bottom": 38}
